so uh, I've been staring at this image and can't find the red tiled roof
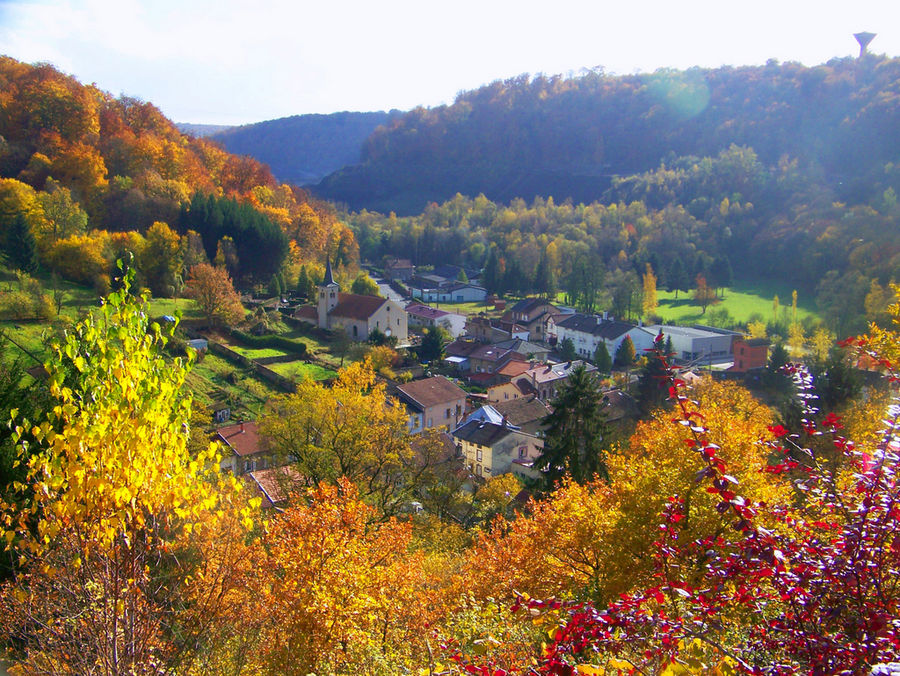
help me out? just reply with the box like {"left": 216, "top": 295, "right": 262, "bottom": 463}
{"left": 294, "top": 305, "right": 318, "bottom": 321}
{"left": 247, "top": 466, "right": 305, "bottom": 507}
{"left": 396, "top": 376, "right": 466, "bottom": 410}
{"left": 330, "top": 293, "right": 387, "bottom": 321}
{"left": 216, "top": 421, "right": 263, "bottom": 457}
{"left": 496, "top": 359, "right": 531, "bottom": 377}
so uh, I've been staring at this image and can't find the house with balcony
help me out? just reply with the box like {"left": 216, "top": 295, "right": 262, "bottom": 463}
{"left": 394, "top": 376, "right": 468, "bottom": 433}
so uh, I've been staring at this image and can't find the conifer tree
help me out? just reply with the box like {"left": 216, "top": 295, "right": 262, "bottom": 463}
{"left": 637, "top": 332, "right": 670, "bottom": 415}
{"left": 614, "top": 335, "right": 636, "bottom": 368}
{"left": 3, "top": 213, "right": 38, "bottom": 273}
{"left": 535, "top": 364, "right": 610, "bottom": 490}
{"left": 593, "top": 341, "right": 612, "bottom": 374}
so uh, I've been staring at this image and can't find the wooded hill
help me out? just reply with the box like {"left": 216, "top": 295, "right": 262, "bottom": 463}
{"left": 208, "top": 111, "right": 401, "bottom": 185}
{"left": 314, "top": 55, "right": 900, "bottom": 215}
{"left": 0, "top": 56, "right": 357, "bottom": 293}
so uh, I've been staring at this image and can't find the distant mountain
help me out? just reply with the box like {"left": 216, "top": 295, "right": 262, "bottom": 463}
{"left": 313, "top": 56, "right": 900, "bottom": 215}
{"left": 176, "top": 122, "right": 235, "bottom": 138}
{"left": 209, "top": 111, "right": 402, "bottom": 186}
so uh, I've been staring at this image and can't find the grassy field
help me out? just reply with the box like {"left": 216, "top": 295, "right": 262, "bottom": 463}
{"left": 225, "top": 344, "right": 291, "bottom": 359}
{"left": 267, "top": 361, "right": 337, "bottom": 382}
{"left": 654, "top": 282, "right": 820, "bottom": 327}
{"left": 186, "top": 353, "right": 279, "bottom": 419}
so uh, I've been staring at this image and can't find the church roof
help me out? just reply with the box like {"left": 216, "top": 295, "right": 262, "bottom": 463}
{"left": 330, "top": 293, "right": 387, "bottom": 321}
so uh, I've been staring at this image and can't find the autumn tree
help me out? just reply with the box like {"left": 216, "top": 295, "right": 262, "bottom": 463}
{"left": 0, "top": 265, "right": 255, "bottom": 673}
{"left": 535, "top": 364, "right": 611, "bottom": 489}
{"left": 184, "top": 262, "right": 245, "bottom": 327}
{"left": 641, "top": 262, "right": 657, "bottom": 317}
{"left": 259, "top": 360, "right": 435, "bottom": 517}
{"left": 141, "top": 220, "right": 182, "bottom": 297}
{"left": 614, "top": 335, "right": 635, "bottom": 368}
{"left": 242, "top": 481, "right": 431, "bottom": 674}
{"left": 350, "top": 270, "right": 381, "bottom": 296}
{"left": 693, "top": 273, "right": 717, "bottom": 314}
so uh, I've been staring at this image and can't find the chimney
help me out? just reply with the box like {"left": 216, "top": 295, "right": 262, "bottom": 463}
{"left": 240, "top": 420, "right": 245, "bottom": 433}
{"left": 502, "top": 415, "right": 509, "bottom": 428}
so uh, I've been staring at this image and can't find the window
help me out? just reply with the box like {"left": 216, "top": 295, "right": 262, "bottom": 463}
{"left": 519, "top": 446, "right": 527, "bottom": 458}
{"left": 476, "top": 464, "right": 483, "bottom": 476}
{"left": 352, "top": 325, "right": 358, "bottom": 337}
{"left": 445, "top": 408, "right": 451, "bottom": 419}
{"left": 427, "top": 417, "right": 433, "bottom": 427}
{"left": 477, "top": 449, "right": 483, "bottom": 462}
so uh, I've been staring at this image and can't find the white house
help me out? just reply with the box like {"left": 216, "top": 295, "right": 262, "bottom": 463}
{"left": 555, "top": 314, "right": 656, "bottom": 360}
{"left": 405, "top": 303, "right": 467, "bottom": 338}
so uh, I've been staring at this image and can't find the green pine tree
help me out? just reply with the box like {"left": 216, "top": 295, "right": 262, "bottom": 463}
{"left": 593, "top": 341, "right": 612, "bottom": 374}
{"left": 535, "top": 364, "right": 611, "bottom": 490}
{"left": 4, "top": 214, "right": 38, "bottom": 274}
{"left": 637, "top": 332, "right": 670, "bottom": 415}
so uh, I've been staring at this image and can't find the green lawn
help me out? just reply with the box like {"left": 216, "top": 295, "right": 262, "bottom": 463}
{"left": 655, "top": 283, "right": 820, "bottom": 327}
{"left": 267, "top": 361, "right": 337, "bottom": 382}
{"left": 146, "top": 297, "right": 204, "bottom": 321}
{"left": 225, "top": 344, "right": 291, "bottom": 360}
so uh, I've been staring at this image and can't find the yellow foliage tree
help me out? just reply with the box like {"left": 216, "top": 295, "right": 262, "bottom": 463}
{"left": 642, "top": 262, "right": 658, "bottom": 317}
{"left": 259, "top": 359, "right": 431, "bottom": 517}
{"left": 0, "top": 265, "right": 256, "bottom": 673}
{"left": 464, "top": 380, "right": 785, "bottom": 606}
{"left": 241, "top": 481, "right": 432, "bottom": 674}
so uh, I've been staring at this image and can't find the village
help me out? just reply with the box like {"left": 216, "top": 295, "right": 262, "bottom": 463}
{"left": 199, "top": 255, "right": 773, "bottom": 511}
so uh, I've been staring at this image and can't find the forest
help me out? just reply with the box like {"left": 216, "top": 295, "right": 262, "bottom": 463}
{"left": 316, "top": 55, "right": 900, "bottom": 215}
{"left": 0, "top": 57, "right": 359, "bottom": 301}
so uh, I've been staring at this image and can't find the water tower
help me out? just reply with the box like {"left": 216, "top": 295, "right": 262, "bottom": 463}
{"left": 854, "top": 32, "right": 876, "bottom": 58}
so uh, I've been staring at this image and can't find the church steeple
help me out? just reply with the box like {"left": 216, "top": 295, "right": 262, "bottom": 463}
{"left": 323, "top": 256, "right": 336, "bottom": 286}
{"left": 317, "top": 255, "right": 340, "bottom": 329}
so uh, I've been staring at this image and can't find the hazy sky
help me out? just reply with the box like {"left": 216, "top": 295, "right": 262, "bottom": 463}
{"left": 0, "top": 0, "right": 896, "bottom": 126}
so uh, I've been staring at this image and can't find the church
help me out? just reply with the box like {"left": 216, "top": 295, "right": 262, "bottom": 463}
{"left": 294, "top": 258, "right": 408, "bottom": 344}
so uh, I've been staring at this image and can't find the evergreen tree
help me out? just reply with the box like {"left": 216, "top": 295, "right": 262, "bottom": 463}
{"left": 614, "top": 335, "right": 636, "bottom": 368}
{"left": 593, "top": 341, "right": 612, "bottom": 374}
{"left": 419, "top": 327, "right": 446, "bottom": 363}
{"left": 710, "top": 255, "right": 733, "bottom": 298}
{"left": 534, "top": 252, "right": 556, "bottom": 299}
{"left": 665, "top": 334, "right": 674, "bottom": 360}
{"left": 535, "top": 364, "right": 610, "bottom": 490}
{"left": 482, "top": 247, "right": 502, "bottom": 295}
{"left": 667, "top": 256, "right": 689, "bottom": 300}
{"left": 559, "top": 337, "right": 577, "bottom": 362}
{"left": 268, "top": 274, "right": 283, "bottom": 298}
{"left": 637, "top": 332, "right": 670, "bottom": 415}
{"left": 296, "top": 265, "right": 311, "bottom": 301}
{"left": 4, "top": 214, "right": 38, "bottom": 274}
{"left": 814, "top": 346, "right": 862, "bottom": 411}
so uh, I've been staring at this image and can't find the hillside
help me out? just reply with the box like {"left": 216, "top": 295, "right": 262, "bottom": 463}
{"left": 209, "top": 111, "right": 401, "bottom": 186}
{"left": 0, "top": 56, "right": 357, "bottom": 292}
{"left": 314, "top": 55, "right": 900, "bottom": 215}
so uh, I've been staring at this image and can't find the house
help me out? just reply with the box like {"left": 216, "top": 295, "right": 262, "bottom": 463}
{"left": 492, "top": 396, "right": 552, "bottom": 437}
{"left": 394, "top": 376, "right": 468, "bottom": 434}
{"left": 465, "top": 315, "right": 528, "bottom": 343}
{"left": 515, "top": 360, "right": 598, "bottom": 402}
{"left": 453, "top": 419, "right": 543, "bottom": 480}
{"left": 729, "top": 337, "right": 770, "bottom": 372}
{"left": 246, "top": 466, "right": 306, "bottom": 509}
{"left": 295, "top": 258, "right": 408, "bottom": 344}
{"left": 487, "top": 371, "right": 535, "bottom": 403}
{"left": 643, "top": 324, "right": 735, "bottom": 365}
{"left": 556, "top": 314, "right": 656, "bottom": 360}
{"left": 216, "top": 420, "right": 270, "bottom": 475}
{"left": 384, "top": 258, "right": 415, "bottom": 281}
{"left": 467, "top": 344, "right": 521, "bottom": 374}
{"left": 410, "top": 281, "right": 488, "bottom": 303}
{"left": 503, "top": 298, "right": 559, "bottom": 343}
{"left": 208, "top": 400, "right": 231, "bottom": 424}
{"left": 405, "top": 303, "right": 467, "bottom": 338}
{"left": 492, "top": 338, "right": 552, "bottom": 362}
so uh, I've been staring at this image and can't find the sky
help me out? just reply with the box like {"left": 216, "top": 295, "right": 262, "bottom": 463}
{"left": 0, "top": 0, "right": 897, "bottom": 126}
